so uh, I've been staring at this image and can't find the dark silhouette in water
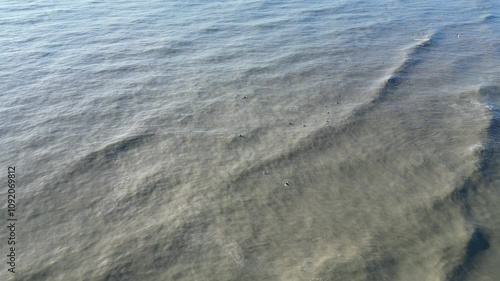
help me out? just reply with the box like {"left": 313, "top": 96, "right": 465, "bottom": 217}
{"left": 446, "top": 85, "right": 499, "bottom": 281}
{"left": 447, "top": 228, "right": 490, "bottom": 281}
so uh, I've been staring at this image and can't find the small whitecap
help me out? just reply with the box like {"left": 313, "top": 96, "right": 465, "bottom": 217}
{"left": 467, "top": 143, "right": 484, "bottom": 153}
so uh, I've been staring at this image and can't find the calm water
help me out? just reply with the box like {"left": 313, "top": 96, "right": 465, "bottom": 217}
{"left": 1, "top": 0, "right": 499, "bottom": 280}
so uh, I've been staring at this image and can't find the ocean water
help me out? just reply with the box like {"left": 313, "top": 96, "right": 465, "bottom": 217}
{"left": 0, "top": 0, "right": 499, "bottom": 280}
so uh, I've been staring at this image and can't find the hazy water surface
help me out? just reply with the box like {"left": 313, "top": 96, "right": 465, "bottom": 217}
{"left": 0, "top": 0, "right": 499, "bottom": 280}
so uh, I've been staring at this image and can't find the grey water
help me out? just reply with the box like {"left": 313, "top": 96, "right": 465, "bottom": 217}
{"left": 0, "top": 0, "right": 499, "bottom": 280}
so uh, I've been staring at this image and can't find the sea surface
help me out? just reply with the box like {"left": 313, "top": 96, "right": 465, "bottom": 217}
{"left": 1, "top": 0, "right": 499, "bottom": 280}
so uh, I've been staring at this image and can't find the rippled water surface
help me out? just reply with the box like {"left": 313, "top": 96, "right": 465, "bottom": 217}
{"left": 1, "top": 0, "right": 499, "bottom": 280}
